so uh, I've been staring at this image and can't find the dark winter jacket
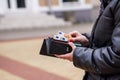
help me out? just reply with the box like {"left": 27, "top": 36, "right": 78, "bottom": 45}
{"left": 73, "top": 0, "right": 120, "bottom": 80}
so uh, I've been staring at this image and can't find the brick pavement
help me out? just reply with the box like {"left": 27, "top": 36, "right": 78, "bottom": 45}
{"left": 0, "top": 55, "right": 68, "bottom": 80}
{"left": 0, "top": 6, "right": 99, "bottom": 80}
{"left": 0, "top": 38, "right": 85, "bottom": 80}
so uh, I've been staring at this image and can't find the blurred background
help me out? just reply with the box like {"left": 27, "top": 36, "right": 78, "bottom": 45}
{"left": 0, "top": 0, "right": 100, "bottom": 80}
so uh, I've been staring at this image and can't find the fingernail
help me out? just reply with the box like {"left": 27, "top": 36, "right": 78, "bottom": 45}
{"left": 69, "top": 39, "right": 73, "bottom": 42}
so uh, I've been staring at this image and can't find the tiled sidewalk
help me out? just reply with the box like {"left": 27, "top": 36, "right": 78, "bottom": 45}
{"left": 0, "top": 38, "right": 84, "bottom": 80}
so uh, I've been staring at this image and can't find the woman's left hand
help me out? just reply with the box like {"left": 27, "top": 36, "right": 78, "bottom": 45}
{"left": 55, "top": 42, "right": 76, "bottom": 61}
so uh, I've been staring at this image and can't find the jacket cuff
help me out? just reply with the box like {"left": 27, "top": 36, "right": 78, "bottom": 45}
{"left": 73, "top": 47, "right": 83, "bottom": 68}
{"left": 73, "top": 47, "right": 95, "bottom": 72}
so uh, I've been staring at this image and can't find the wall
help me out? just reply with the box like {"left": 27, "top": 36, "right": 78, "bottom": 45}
{"left": 91, "top": 0, "right": 100, "bottom": 6}
{"left": 85, "top": 0, "right": 91, "bottom": 4}
{"left": 39, "top": 0, "right": 59, "bottom": 7}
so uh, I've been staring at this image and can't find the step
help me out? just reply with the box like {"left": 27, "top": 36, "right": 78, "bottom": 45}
{"left": 0, "top": 13, "right": 71, "bottom": 30}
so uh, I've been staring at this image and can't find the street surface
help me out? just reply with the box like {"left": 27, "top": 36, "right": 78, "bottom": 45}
{"left": 0, "top": 22, "right": 94, "bottom": 80}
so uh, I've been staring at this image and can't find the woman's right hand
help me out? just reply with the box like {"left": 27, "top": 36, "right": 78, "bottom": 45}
{"left": 69, "top": 31, "right": 89, "bottom": 46}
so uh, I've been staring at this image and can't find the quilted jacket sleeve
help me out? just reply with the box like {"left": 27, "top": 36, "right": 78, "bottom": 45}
{"left": 73, "top": 1, "right": 120, "bottom": 75}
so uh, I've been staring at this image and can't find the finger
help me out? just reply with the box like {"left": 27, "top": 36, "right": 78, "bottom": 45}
{"left": 68, "top": 42, "right": 75, "bottom": 46}
{"left": 69, "top": 31, "right": 78, "bottom": 37}
{"left": 54, "top": 54, "right": 60, "bottom": 58}
{"left": 69, "top": 38, "right": 77, "bottom": 42}
{"left": 54, "top": 54, "right": 65, "bottom": 59}
{"left": 55, "top": 53, "right": 73, "bottom": 61}
{"left": 55, "top": 54, "right": 69, "bottom": 59}
{"left": 69, "top": 37, "right": 80, "bottom": 42}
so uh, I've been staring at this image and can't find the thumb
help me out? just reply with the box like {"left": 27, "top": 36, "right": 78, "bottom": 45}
{"left": 68, "top": 42, "right": 76, "bottom": 50}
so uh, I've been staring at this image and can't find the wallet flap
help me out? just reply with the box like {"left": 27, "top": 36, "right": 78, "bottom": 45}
{"left": 50, "top": 40, "right": 72, "bottom": 55}
{"left": 40, "top": 38, "right": 72, "bottom": 56}
{"left": 40, "top": 39, "right": 48, "bottom": 56}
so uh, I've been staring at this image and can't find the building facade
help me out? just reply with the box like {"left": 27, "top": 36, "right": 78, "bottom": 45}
{"left": 0, "top": 0, "right": 94, "bottom": 40}
{"left": 0, "top": 0, "right": 92, "bottom": 13}
{"left": 0, "top": 0, "right": 93, "bottom": 22}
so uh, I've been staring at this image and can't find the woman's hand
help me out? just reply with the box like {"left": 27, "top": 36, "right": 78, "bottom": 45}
{"left": 55, "top": 42, "right": 76, "bottom": 61}
{"left": 69, "top": 31, "right": 89, "bottom": 46}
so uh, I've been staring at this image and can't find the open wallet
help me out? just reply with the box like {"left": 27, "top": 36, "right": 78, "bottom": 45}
{"left": 40, "top": 38, "right": 73, "bottom": 57}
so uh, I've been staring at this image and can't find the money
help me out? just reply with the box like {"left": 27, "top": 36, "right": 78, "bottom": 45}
{"left": 53, "top": 31, "right": 72, "bottom": 41}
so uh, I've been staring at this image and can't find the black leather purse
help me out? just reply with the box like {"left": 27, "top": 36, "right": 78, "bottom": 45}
{"left": 40, "top": 38, "right": 72, "bottom": 56}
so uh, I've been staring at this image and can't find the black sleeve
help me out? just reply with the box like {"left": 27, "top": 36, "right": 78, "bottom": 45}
{"left": 82, "top": 33, "right": 91, "bottom": 40}
{"left": 73, "top": 1, "right": 120, "bottom": 75}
